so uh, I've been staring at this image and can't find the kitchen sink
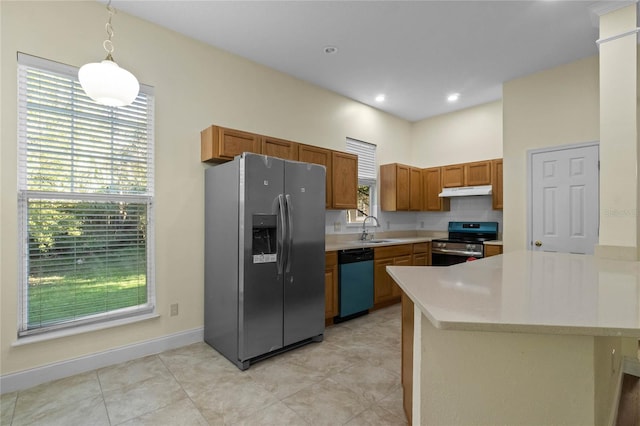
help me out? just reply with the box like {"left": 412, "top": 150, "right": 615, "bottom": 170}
{"left": 364, "top": 239, "right": 392, "bottom": 244}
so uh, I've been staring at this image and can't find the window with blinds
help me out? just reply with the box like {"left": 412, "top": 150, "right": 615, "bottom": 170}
{"left": 345, "top": 138, "right": 377, "bottom": 223}
{"left": 17, "top": 53, "right": 155, "bottom": 336}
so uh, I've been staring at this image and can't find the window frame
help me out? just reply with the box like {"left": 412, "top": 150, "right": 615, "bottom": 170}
{"left": 345, "top": 138, "right": 377, "bottom": 225}
{"left": 16, "top": 53, "right": 156, "bottom": 338}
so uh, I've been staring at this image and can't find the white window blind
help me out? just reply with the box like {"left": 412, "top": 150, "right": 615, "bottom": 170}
{"left": 17, "top": 53, "right": 155, "bottom": 337}
{"left": 346, "top": 138, "right": 376, "bottom": 186}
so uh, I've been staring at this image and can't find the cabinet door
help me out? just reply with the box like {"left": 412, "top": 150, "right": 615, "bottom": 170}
{"left": 421, "top": 167, "right": 450, "bottom": 211}
{"left": 442, "top": 164, "right": 465, "bottom": 187}
{"left": 412, "top": 242, "right": 431, "bottom": 265}
{"left": 331, "top": 151, "right": 358, "bottom": 210}
{"left": 409, "top": 167, "right": 422, "bottom": 211}
{"left": 412, "top": 253, "right": 429, "bottom": 266}
{"left": 324, "top": 252, "right": 338, "bottom": 319}
{"left": 484, "top": 245, "right": 503, "bottom": 257}
{"left": 374, "top": 258, "right": 395, "bottom": 305}
{"left": 201, "top": 126, "right": 261, "bottom": 162}
{"left": 262, "top": 136, "right": 298, "bottom": 161}
{"left": 396, "top": 164, "right": 411, "bottom": 211}
{"left": 298, "top": 145, "right": 332, "bottom": 208}
{"left": 492, "top": 159, "right": 503, "bottom": 210}
{"left": 392, "top": 255, "right": 412, "bottom": 297}
{"left": 401, "top": 293, "right": 414, "bottom": 424}
{"left": 380, "top": 164, "right": 398, "bottom": 211}
{"left": 465, "top": 160, "right": 492, "bottom": 186}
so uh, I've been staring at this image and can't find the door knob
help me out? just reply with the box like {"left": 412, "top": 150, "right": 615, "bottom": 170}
{"left": 534, "top": 241, "right": 542, "bottom": 247}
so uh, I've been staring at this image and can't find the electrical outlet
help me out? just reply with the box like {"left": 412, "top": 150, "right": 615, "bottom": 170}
{"left": 420, "top": 221, "right": 425, "bottom": 228}
{"left": 170, "top": 303, "right": 179, "bottom": 316}
{"left": 334, "top": 221, "right": 341, "bottom": 232}
{"left": 386, "top": 221, "right": 391, "bottom": 230}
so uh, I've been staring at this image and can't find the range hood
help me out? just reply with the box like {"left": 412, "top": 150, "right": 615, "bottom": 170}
{"left": 439, "top": 185, "right": 492, "bottom": 197}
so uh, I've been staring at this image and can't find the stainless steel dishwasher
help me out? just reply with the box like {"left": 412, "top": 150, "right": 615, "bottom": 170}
{"left": 336, "top": 247, "right": 374, "bottom": 322}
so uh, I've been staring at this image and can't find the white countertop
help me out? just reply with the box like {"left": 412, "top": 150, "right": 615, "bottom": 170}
{"left": 387, "top": 250, "right": 640, "bottom": 337}
{"left": 325, "top": 236, "right": 433, "bottom": 252}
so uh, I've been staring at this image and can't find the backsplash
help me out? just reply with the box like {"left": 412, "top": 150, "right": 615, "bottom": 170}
{"left": 325, "top": 195, "right": 503, "bottom": 235}
{"left": 416, "top": 196, "right": 503, "bottom": 232}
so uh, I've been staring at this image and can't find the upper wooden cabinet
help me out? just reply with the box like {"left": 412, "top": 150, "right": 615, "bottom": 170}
{"left": 465, "top": 160, "right": 492, "bottom": 186}
{"left": 201, "top": 125, "right": 260, "bottom": 162}
{"left": 409, "top": 167, "right": 422, "bottom": 211}
{"left": 421, "top": 167, "right": 450, "bottom": 212}
{"left": 380, "top": 163, "right": 421, "bottom": 211}
{"left": 201, "top": 125, "right": 358, "bottom": 210}
{"left": 442, "top": 164, "right": 465, "bottom": 188}
{"left": 298, "top": 144, "right": 333, "bottom": 208}
{"left": 492, "top": 158, "right": 503, "bottom": 210}
{"left": 442, "top": 160, "right": 492, "bottom": 188}
{"left": 261, "top": 136, "right": 298, "bottom": 161}
{"left": 331, "top": 151, "right": 358, "bottom": 210}
{"left": 298, "top": 146, "right": 357, "bottom": 210}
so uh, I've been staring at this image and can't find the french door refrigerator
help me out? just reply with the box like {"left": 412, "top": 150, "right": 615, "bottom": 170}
{"left": 204, "top": 153, "right": 326, "bottom": 370}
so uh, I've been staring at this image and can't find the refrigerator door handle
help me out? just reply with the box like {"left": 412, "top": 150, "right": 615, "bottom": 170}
{"left": 277, "top": 194, "right": 286, "bottom": 277}
{"left": 285, "top": 194, "right": 293, "bottom": 275}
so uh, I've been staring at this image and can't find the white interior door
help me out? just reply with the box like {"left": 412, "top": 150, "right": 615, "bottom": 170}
{"left": 530, "top": 143, "right": 599, "bottom": 254}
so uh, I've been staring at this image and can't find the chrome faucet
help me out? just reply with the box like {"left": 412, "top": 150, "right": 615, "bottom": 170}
{"left": 360, "top": 215, "right": 380, "bottom": 241}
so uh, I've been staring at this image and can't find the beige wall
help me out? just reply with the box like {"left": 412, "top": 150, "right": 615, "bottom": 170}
{"left": 411, "top": 100, "right": 503, "bottom": 167}
{"left": 502, "top": 56, "right": 600, "bottom": 251}
{"left": 0, "top": 1, "right": 410, "bottom": 376}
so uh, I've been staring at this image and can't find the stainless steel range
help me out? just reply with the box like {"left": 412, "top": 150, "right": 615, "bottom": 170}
{"left": 431, "top": 222, "right": 499, "bottom": 266}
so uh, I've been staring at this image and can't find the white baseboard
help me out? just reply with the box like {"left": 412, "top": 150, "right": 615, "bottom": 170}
{"left": 0, "top": 327, "right": 204, "bottom": 394}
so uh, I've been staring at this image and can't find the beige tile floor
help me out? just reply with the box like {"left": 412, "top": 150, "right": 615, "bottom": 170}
{"left": 1, "top": 304, "right": 406, "bottom": 426}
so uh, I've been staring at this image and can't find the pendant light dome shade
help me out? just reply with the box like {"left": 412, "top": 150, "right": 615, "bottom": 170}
{"left": 79, "top": 59, "right": 139, "bottom": 107}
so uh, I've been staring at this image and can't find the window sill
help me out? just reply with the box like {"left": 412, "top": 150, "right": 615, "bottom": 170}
{"left": 12, "top": 312, "right": 160, "bottom": 347}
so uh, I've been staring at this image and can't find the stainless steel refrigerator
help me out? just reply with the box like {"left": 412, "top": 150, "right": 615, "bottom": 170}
{"left": 204, "top": 153, "right": 326, "bottom": 370}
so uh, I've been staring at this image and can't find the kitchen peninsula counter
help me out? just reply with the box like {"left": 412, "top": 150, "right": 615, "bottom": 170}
{"left": 388, "top": 250, "right": 640, "bottom": 425}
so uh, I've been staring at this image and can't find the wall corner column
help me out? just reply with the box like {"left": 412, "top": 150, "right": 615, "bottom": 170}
{"left": 595, "top": 3, "right": 639, "bottom": 259}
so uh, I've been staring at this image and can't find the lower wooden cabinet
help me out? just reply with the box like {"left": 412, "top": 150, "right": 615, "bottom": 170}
{"left": 412, "top": 242, "right": 431, "bottom": 266}
{"left": 401, "top": 292, "right": 414, "bottom": 424}
{"left": 373, "top": 244, "right": 412, "bottom": 309}
{"left": 328, "top": 242, "right": 431, "bottom": 317}
{"left": 484, "top": 244, "right": 503, "bottom": 257}
{"left": 324, "top": 251, "right": 338, "bottom": 324}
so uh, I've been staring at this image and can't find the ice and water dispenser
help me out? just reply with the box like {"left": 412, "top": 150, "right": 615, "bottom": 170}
{"left": 252, "top": 214, "right": 277, "bottom": 264}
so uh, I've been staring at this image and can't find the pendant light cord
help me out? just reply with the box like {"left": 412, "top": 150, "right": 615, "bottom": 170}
{"left": 103, "top": 0, "right": 116, "bottom": 61}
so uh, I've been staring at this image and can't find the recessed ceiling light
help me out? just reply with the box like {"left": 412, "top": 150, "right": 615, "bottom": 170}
{"left": 323, "top": 46, "right": 338, "bottom": 54}
{"left": 375, "top": 94, "right": 385, "bottom": 102}
{"left": 447, "top": 93, "right": 460, "bottom": 102}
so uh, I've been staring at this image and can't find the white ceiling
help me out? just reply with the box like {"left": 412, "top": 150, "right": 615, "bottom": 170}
{"left": 110, "top": 1, "right": 609, "bottom": 122}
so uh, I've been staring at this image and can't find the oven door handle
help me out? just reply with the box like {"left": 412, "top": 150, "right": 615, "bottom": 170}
{"left": 432, "top": 248, "right": 483, "bottom": 257}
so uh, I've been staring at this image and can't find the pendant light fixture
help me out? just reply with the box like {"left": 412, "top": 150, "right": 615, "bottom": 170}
{"left": 79, "top": 1, "right": 139, "bottom": 107}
